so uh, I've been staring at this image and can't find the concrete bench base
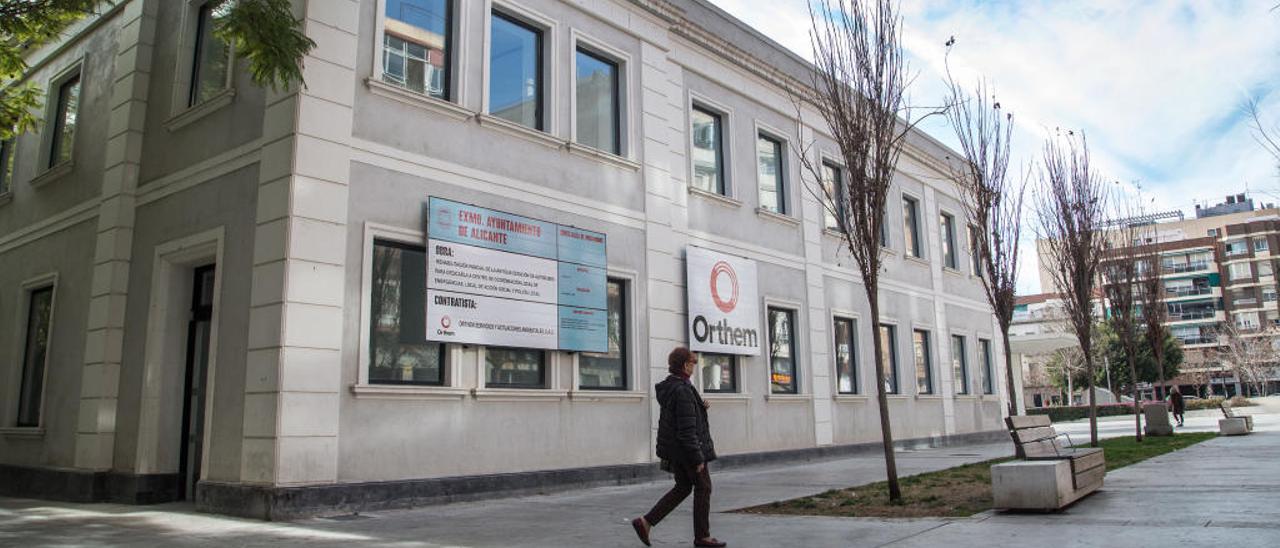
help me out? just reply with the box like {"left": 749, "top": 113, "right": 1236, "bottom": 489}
{"left": 992, "top": 460, "right": 1101, "bottom": 511}
{"left": 1219, "top": 417, "right": 1250, "bottom": 436}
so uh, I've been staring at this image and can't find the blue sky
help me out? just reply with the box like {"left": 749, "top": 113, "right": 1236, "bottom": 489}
{"left": 709, "top": 0, "right": 1280, "bottom": 294}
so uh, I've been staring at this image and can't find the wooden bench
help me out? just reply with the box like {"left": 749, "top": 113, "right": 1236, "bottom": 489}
{"left": 991, "top": 415, "right": 1105, "bottom": 510}
{"left": 1219, "top": 403, "right": 1253, "bottom": 435}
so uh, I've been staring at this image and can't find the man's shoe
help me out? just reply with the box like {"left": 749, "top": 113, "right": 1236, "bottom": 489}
{"left": 694, "top": 538, "right": 727, "bottom": 547}
{"left": 632, "top": 517, "right": 651, "bottom": 546}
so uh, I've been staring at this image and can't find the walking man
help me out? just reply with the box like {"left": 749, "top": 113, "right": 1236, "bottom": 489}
{"left": 632, "top": 347, "right": 726, "bottom": 547}
{"left": 1170, "top": 387, "right": 1185, "bottom": 427}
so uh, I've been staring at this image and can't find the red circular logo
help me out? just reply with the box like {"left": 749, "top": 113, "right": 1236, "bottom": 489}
{"left": 441, "top": 315, "right": 452, "bottom": 328}
{"left": 710, "top": 261, "right": 739, "bottom": 313}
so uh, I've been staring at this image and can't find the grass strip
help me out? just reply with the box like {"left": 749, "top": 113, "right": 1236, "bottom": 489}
{"left": 734, "top": 432, "right": 1216, "bottom": 519}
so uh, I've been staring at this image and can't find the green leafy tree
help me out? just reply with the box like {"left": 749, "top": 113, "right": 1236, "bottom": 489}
{"left": 0, "top": 0, "right": 314, "bottom": 140}
{"left": 1100, "top": 323, "right": 1183, "bottom": 392}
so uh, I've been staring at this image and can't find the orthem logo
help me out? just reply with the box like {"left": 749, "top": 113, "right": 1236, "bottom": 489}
{"left": 441, "top": 315, "right": 452, "bottom": 329}
{"left": 710, "top": 261, "right": 739, "bottom": 313}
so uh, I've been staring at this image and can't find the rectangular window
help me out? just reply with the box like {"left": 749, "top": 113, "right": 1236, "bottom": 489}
{"left": 879, "top": 324, "right": 898, "bottom": 394}
{"left": 1256, "top": 238, "right": 1270, "bottom": 252}
{"left": 941, "top": 213, "right": 957, "bottom": 269}
{"left": 903, "top": 196, "right": 921, "bottom": 258}
{"left": 979, "top": 338, "right": 994, "bottom": 394}
{"left": 913, "top": 329, "right": 933, "bottom": 394}
{"left": 834, "top": 317, "right": 857, "bottom": 394}
{"left": 1235, "top": 311, "right": 1260, "bottom": 330}
{"left": 574, "top": 47, "right": 620, "bottom": 155}
{"left": 1229, "top": 262, "right": 1252, "bottom": 281}
{"left": 0, "top": 137, "right": 15, "bottom": 195}
{"left": 969, "top": 224, "right": 982, "bottom": 276}
{"left": 821, "top": 162, "right": 844, "bottom": 230}
{"left": 700, "top": 353, "right": 737, "bottom": 393}
{"left": 579, "top": 279, "right": 627, "bottom": 389}
{"left": 690, "top": 106, "right": 724, "bottom": 195}
{"left": 951, "top": 335, "right": 968, "bottom": 395}
{"left": 1225, "top": 239, "right": 1248, "bottom": 256}
{"left": 369, "top": 240, "right": 446, "bottom": 384}
{"left": 189, "top": 1, "right": 231, "bottom": 107}
{"left": 488, "top": 11, "right": 543, "bottom": 130}
{"left": 17, "top": 286, "right": 54, "bottom": 427}
{"left": 49, "top": 74, "right": 81, "bottom": 168}
{"left": 880, "top": 216, "right": 889, "bottom": 247}
{"left": 757, "top": 134, "right": 786, "bottom": 214}
{"left": 1264, "top": 286, "right": 1277, "bottom": 302}
{"left": 1259, "top": 261, "right": 1274, "bottom": 277}
{"left": 768, "top": 307, "right": 797, "bottom": 393}
{"left": 383, "top": 0, "right": 451, "bottom": 100}
{"left": 486, "top": 347, "right": 546, "bottom": 388}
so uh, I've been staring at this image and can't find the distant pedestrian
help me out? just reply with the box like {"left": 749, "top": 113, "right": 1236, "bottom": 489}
{"left": 632, "top": 347, "right": 725, "bottom": 548}
{"left": 1170, "top": 387, "right": 1185, "bottom": 427}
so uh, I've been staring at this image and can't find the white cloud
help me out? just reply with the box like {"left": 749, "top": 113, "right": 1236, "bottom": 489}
{"left": 709, "top": 0, "right": 1280, "bottom": 295}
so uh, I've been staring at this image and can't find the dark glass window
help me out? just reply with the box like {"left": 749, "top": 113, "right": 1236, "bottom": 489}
{"left": 700, "top": 353, "right": 736, "bottom": 393}
{"left": 914, "top": 329, "right": 933, "bottom": 394}
{"left": 879, "top": 324, "right": 898, "bottom": 394}
{"left": 0, "top": 138, "right": 15, "bottom": 194}
{"left": 952, "top": 335, "right": 968, "bottom": 395}
{"left": 486, "top": 347, "right": 545, "bottom": 388}
{"left": 969, "top": 224, "right": 983, "bottom": 276}
{"left": 580, "top": 280, "right": 627, "bottom": 389}
{"left": 834, "top": 317, "right": 857, "bottom": 394}
{"left": 980, "top": 338, "right": 994, "bottom": 394}
{"left": 941, "top": 213, "right": 957, "bottom": 269}
{"left": 369, "top": 240, "right": 445, "bottom": 384}
{"left": 488, "top": 12, "right": 542, "bottom": 130}
{"left": 383, "top": 0, "right": 451, "bottom": 100}
{"left": 903, "top": 196, "right": 921, "bottom": 258}
{"left": 691, "top": 106, "right": 724, "bottom": 195}
{"left": 190, "top": 1, "right": 231, "bottom": 107}
{"left": 49, "top": 74, "right": 80, "bottom": 167}
{"left": 769, "top": 308, "right": 797, "bottom": 394}
{"left": 575, "top": 48, "right": 620, "bottom": 155}
{"left": 757, "top": 134, "right": 785, "bottom": 214}
{"left": 17, "top": 287, "right": 54, "bottom": 427}
{"left": 822, "top": 162, "right": 844, "bottom": 230}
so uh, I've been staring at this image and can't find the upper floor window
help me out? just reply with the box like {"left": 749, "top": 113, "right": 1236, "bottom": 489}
{"left": 48, "top": 73, "right": 81, "bottom": 168}
{"left": 821, "top": 162, "right": 844, "bottom": 230}
{"left": 913, "top": 329, "right": 933, "bottom": 394}
{"left": 1225, "top": 239, "right": 1248, "bottom": 256}
{"left": 189, "top": 1, "right": 231, "bottom": 107}
{"left": 700, "top": 352, "right": 737, "bottom": 393}
{"left": 1228, "top": 262, "right": 1252, "bottom": 281}
{"left": 879, "top": 324, "right": 898, "bottom": 394}
{"left": 1255, "top": 238, "right": 1269, "bottom": 252}
{"left": 979, "top": 338, "right": 994, "bottom": 394}
{"left": 690, "top": 105, "right": 725, "bottom": 195}
{"left": 575, "top": 48, "right": 620, "bottom": 155}
{"left": 369, "top": 240, "right": 446, "bottom": 385}
{"left": 768, "top": 307, "right": 797, "bottom": 394}
{"left": 903, "top": 195, "right": 922, "bottom": 258}
{"left": 951, "top": 335, "right": 968, "bottom": 395}
{"left": 579, "top": 279, "right": 627, "bottom": 389}
{"left": 17, "top": 285, "right": 55, "bottom": 427}
{"left": 0, "top": 137, "right": 15, "bottom": 195}
{"left": 383, "top": 0, "right": 452, "bottom": 100}
{"left": 756, "top": 133, "right": 786, "bottom": 214}
{"left": 488, "top": 11, "right": 543, "bottom": 130}
{"left": 941, "top": 212, "right": 957, "bottom": 269}
{"left": 1259, "top": 260, "right": 1274, "bottom": 278}
{"left": 968, "top": 224, "right": 982, "bottom": 276}
{"left": 834, "top": 317, "right": 858, "bottom": 394}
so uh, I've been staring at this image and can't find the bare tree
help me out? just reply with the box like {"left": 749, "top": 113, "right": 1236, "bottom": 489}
{"left": 1035, "top": 133, "right": 1110, "bottom": 446}
{"left": 1217, "top": 322, "right": 1278, "bottom": 397}
{"left": 942, "top": 50, "right": 1026, "bottom": 417}
{"left": 793, "top": 0, "right": 928, "bottom": 503}
{"left": 1136, "top": 235, "right": 1170, "bottom": 400}
{"left": 1100, "top": 213, "right": 1144, "bottom": 441}
{"left": 1248, "top": 99, "right": 1280, "bottom": 175}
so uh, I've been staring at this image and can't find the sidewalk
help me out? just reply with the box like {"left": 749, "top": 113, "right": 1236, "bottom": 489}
{"left": 2, "top": 403, "right": 1277, "bottom": 547}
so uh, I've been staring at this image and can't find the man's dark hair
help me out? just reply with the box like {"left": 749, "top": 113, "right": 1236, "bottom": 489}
{"left": 668, "top": 346, "right": 695, "bottom": 374}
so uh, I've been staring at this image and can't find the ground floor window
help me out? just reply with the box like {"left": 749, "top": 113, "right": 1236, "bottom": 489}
{"left": 879, "top": 324, "right": 898, "bottom": 394}
{"left": 952, "top": 335, "right": 969, "bottom": 395}
{"left": 834, "top": 317, "right": 857, "bottom": 394}
{"left": 913, "top": 329, "right": 933, "bottom": 394}
{"left": 700, "top": 353, "right": 737, "bottom": 393}
{"left": 369, "top": 240, "right": 445, "bottom": 384}
{"left": 17, "top": 285, "right": 54, "bottom": 427}
{"left": 979, "top": 338, "right": 994, "bottom": 394}
{"left": 768, "top": 307, "right": 798, "bottom": 394}
{"left": 579, "top": 279, "right": 627, "bottom": 389}
{"left": 486, "top": 347, "right": 546, "bottom": 388}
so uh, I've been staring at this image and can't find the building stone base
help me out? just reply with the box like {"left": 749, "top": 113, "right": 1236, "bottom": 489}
{"left": 0, "top": 464, "right": 178, "bottom": 504}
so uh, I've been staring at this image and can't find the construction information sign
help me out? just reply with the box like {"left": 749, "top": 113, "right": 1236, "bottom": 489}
{"left": 424, "top": 196, "right": 608, "bottom": 352}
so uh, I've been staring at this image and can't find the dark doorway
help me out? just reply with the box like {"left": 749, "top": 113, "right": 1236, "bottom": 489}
{"left": 178, "top": 264, "right": 215, "bottom": 500}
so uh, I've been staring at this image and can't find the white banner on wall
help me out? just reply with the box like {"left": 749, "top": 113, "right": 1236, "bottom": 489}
{"left": 686, "top": 246, "right": 761, "bottom": 355}
{"left": 427, "top": 239, "right": 558, "bottom": 304}
{"left": 425, "top": 289, "right": 559, "bottom": 349}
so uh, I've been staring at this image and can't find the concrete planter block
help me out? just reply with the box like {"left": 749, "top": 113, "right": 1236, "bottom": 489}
{"left": 1219, "top": 418, "right": 1249, "bottom": 436}
{"left": 992, "top": 460, "right": 1072, "bottom": 510}
{"left": 1143, "top": 403, "right": 1173, "bottom": 436}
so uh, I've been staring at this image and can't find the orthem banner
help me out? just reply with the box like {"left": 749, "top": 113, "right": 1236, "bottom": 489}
{"left": 424, "top": 197, "right": 608, "bottom": 352}
{"left": 686, "top": 245, "right": 760, "bottom": 355}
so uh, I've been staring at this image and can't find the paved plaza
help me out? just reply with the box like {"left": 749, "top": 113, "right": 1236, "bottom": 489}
{"left": 2, "top": 399, "right": 1278, "bottom": 547}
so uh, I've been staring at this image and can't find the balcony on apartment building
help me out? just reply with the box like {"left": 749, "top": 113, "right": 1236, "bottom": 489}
{"left": 1162, "top": 260, "right": 1212, "bottom": 274}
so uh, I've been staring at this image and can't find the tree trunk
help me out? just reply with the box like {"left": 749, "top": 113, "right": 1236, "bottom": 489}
{"left": 1083, "top": 340, "right": 1098, "bottom": 447}
{"left": 1128, "top": 352, "right": 1142, "bottom": 442}
{"left": 868, "top": 295, "right": 901, "bottom": 502}
{"left": 1001, "top": 330, "right": 1018, "bottom": 416}
{"left": 1153, "top": 339, "right": 1166, "bottom": 401}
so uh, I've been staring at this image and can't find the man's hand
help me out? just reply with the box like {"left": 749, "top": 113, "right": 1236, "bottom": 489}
{"left": 702, "top": 399, "right": 711, "bottom": 410}
{"left": 696, "top": 463, "right": 705, "bottom": 474}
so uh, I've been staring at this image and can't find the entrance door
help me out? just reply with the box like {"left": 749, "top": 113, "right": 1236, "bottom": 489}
{"left": 178, "top": 265, "right": 215, "bottom": 500}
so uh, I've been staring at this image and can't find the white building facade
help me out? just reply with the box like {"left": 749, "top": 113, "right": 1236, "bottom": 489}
{"left": 0, "top": 0, "right": 1008, "bottom": 518}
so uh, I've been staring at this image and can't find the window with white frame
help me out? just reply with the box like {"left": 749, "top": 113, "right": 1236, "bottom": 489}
{"left": 951, "top": 334, "right": 968, "bottom": 395}
{"left": 1263, "top": 286, "right": 1277, "bottom": 302}
{"left": 879, "top": 324, "right": 898, "bottom": 394}
{"left": 369, "top": 240, "right": 446, "bottom": 384}
{"left": 0, "top": 136, "right": 15, "bottom": 194}
{"left": 382, "top": 0, "right": 452, "bottom": 100}
{"left": 574, "top": 47, "right": 620, "bottom": 155}
{"left": 691, "top": 105, "right": 725, "bottom": 195}
{"left": 903, "top": 195, "right": 922, "bottom": 258}
{"left": 579, "top": 279, "right": 627, "bottom": 389}
{"left": 486, "top": 347, "right": 546, "bottom": 388}
{"left": 913, "top": 329, "right": 933, "bottom": 394}
{"left": 189, "top": 1, "right": 232, "bottom": 107}
{"left": 488, "top": 10, "right": 543, "bottom": 130}
{"left": 821, "top": 162, "right": 844, "bottom": 230}
{"left": 700, "top": 353, "right": 737, "bottom": 393}
{"left": 1225, "top": 239, "right": 1248, "bottom": 256}
{"left": 47, "top": 70, "right": 81, "bottom": 168}
{"left": 1256, "top": 238, "right": 1270, "bottom": 252}
{"left": 1260, "top": 260, "right": 1274, "bottom": 278}
{"left": 1229, "top": 262, "right": 1252, "bottom": 281}
{"left": 834, "top": 317, "right": 857, "bottom": 394}
{"left": 969, "top": 224, "right": 983, "bottom": 276}
{"left": 757, "top": 133, "right": 786, "bottom": 214}
{"left": 979, "top": 338, "right": 994, "bottom": 394}
{"left": 16, "top": 285, "right": 55, "bottom": 427}
{"left": 941, "top": 212, "right": 957, "bottom": 269}
{"left": 1235, "top": 311, "right": 1260, "bottom": 330}
{"left": 768, "top": 307, "right": 798, "bottom": 393}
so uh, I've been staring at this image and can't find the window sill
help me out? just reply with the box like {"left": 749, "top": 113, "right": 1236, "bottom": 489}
{"left": 942, "top": 267, "right": 963, "bottom": 276}
{"left": 688, "top": 186, "right": 741, "bottom": 208}
{"left": 953, "top": 394, "right": 978, "bottom": 400}
{"left": 884, "top": 394, "right": 910, "bottom": 399}
{"left": 702, "top": 393, "right": 751, "bottom": 403}
{"left": 30, "top": 161, "right": 73, "bottom": 189}
{"left": 765, "top": 393, "right": 811, "bottom": 403}
{"left": 915, "top": 394, "right": 943, "bottom": 400}
{"left": 365, "top": 78, "right": 474, "bottom": 121}
{"left": 349, "top": 384, "right": 469, "bottom": 400}
{"left": 756, "top": 207, "right": 800, "bottom": 227}
{"left": 833, "top": 394, "right": 869, "bottom": 403}
{"left": 164, "top": 88, "right": 235, "bottom": 132}
{"left": 566, "top": 142, "right": 640, "bottom": 171}
{"left": 0, "top": 191, "right": 11, "bottom": 208}
{"left": 569, "top": 390, "right": 647, "bottom": 402}
{"left": 905, "top": 255, "right": 930, "bottom": 267}
{"left": 822, "top": 227, "right": 848, "bottom": 239}
{"left": 473, "top": 387, "right": 569, "bottom": 401}
{"left": 0, "top": 427, "right": 45, "bottom": 438}
{"left": 880, "top": 245, "right": 897, "bottom": 256}
{"left": 477, "top": 114, "right": 563, "bottom": 149}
